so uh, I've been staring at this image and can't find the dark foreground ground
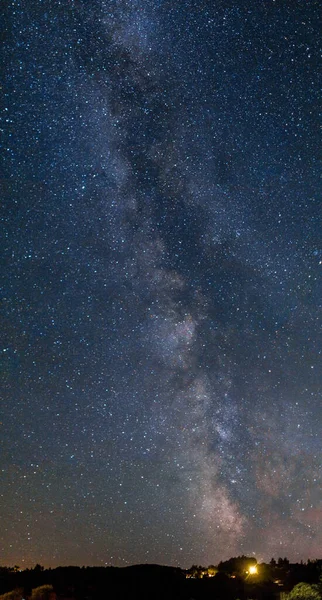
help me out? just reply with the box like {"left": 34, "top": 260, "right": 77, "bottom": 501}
{"left": 1, "top": 560, "right": 322, "bottom": 600}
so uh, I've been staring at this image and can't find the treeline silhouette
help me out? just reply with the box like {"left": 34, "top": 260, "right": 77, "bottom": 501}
{"left": 0, "top": 557, "right": 321, "bottom": 600}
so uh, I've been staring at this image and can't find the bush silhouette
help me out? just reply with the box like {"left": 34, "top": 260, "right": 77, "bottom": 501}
{"left": 286, "top": 582, "right": 320, "bottom": 600}
{"left": 31, "top": 586, "right": 55, "bottom": 600}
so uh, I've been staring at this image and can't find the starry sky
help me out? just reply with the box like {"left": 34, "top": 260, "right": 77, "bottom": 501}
{"left": 1, "top": 0, "right": 321, "bottom": 568}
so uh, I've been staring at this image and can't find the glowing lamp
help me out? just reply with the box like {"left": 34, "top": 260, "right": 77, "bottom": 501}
{"left": 248, "top": 565, "right": 258, "bottom": 575}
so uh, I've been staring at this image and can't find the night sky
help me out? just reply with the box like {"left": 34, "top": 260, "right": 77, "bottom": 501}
{"left": 2, "top": 0, "right": 321, "bottom": 568}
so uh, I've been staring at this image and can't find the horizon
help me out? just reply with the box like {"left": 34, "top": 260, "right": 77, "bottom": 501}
{"left": 3, "top": 555, "right": 322, "bottom": 571}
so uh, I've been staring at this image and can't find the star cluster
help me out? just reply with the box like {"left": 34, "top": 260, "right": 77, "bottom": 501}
{"left": 1, "top": 0, "right": 321, "bottom": 567}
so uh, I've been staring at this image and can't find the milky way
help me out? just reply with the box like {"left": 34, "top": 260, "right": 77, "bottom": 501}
{"left": 2, "top": 0, "right": 321, "bottom": 567}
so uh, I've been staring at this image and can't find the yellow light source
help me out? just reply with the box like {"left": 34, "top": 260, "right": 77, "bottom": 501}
{"left": 248, "top": 565, "right": 258, "bottom": 575}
